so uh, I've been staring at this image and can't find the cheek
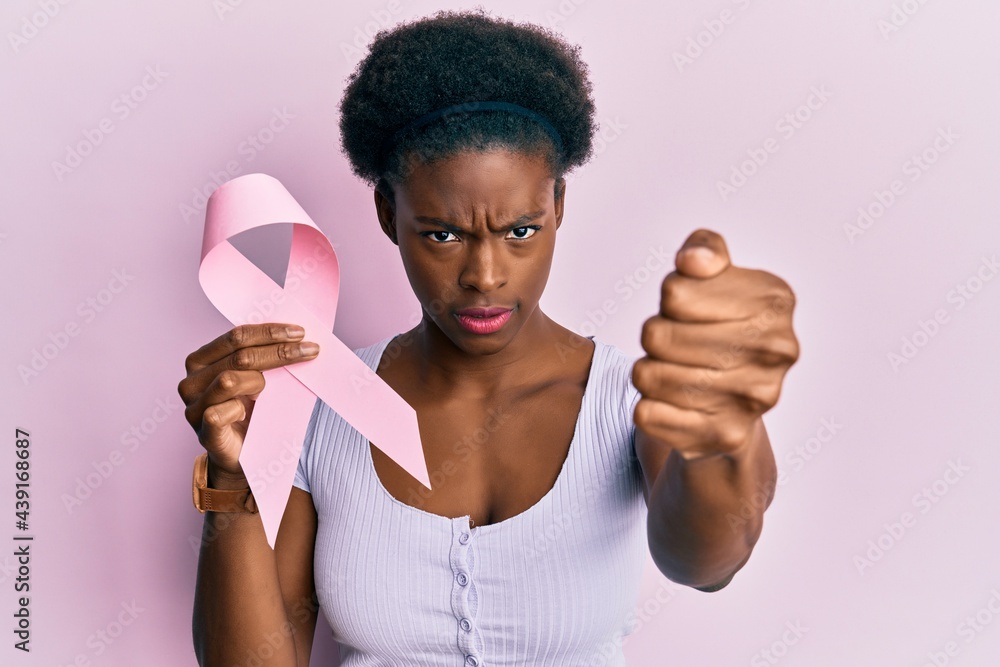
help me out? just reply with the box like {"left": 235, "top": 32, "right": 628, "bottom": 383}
{"left": 399, "top": 249, "right": 459, "bottom": 306}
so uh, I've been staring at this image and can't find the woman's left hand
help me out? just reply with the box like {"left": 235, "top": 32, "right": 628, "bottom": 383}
{"left": 631, "top": 228, "right": 800, "bottom": 460}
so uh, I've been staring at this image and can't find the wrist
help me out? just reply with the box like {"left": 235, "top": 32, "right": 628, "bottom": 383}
{"left": 206, "top": 456, "right": 249, "bottom": 490}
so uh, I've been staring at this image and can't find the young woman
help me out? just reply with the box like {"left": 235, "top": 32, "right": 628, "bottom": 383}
{"left": 182, "top": 9, "right": 798, "bottom": 666}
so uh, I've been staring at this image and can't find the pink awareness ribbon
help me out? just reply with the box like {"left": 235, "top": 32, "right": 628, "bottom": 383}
{"left": 199, "top": 172, "right": 431, "bottom": 548}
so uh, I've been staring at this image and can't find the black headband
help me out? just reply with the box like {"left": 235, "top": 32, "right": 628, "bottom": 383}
{"left": 378, "top": 101, "right": 565, "bottom": 165}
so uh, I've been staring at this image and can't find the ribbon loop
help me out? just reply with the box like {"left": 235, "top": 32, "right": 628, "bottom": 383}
{"left": 199, "top": 172, "right": 431, "bottom": 548}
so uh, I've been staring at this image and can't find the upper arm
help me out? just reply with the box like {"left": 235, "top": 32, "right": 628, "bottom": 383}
{"left": 274, "top": 486, "right": 320, "bottom": 667}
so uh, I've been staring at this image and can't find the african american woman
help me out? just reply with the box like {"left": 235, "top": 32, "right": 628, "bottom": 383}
{"left": 183, "top": 8, "right": 800, "bottom": 666}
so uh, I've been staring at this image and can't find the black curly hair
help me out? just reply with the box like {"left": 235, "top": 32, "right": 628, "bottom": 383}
{"left": 337, "top": 7, "right": 598, "bottom": 209}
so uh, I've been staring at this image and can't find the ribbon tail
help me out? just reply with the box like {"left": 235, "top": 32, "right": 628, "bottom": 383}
{"left": 239, "top": 368, "right": 317, "bottom": 549}
{"left": 284, "top": 328, "right": 432, "bottom": 491}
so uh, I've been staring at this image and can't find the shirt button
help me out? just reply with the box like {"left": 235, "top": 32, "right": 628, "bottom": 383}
{"left": 458, "top": 532, "right": 470, "bottom": 545}
{"left": 465, "top": 656, "right": 480, "bottom": 667}
{"left": 456, "top": 572, "right": 469, "bottom": 586}
{"left": 460, "top": 618, "right": 472, "bottom": 632}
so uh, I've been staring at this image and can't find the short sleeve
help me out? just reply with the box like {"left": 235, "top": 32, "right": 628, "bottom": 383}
{"left": 291, "top": 397, "right": 323, "bottom": 494}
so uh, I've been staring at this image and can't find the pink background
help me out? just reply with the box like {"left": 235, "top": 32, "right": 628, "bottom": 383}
{"left": 4, "top": 0, "right": 999, "bottom": 664}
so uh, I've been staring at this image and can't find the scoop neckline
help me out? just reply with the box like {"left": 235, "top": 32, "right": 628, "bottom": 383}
{"left": 360, "top": 332, "right": 600, "bottom": 535}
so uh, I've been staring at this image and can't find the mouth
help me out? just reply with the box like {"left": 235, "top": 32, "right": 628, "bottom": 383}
{"left": 455, "top": 306, "right": 513, "bottom": 318}
{"left": 454, "top": 306, "right": 514, "bottom": 334}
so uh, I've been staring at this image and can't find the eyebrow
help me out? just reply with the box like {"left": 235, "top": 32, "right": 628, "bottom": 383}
{"left": 413, "top": 210, "right": 545, "bottom": 234}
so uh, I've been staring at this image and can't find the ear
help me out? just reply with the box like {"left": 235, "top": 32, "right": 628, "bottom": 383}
{"left": 374, "top": 184, "right": 398, "bottom": 246}
{"left": 554, "top": 177, "right": 566, "bottom": 230}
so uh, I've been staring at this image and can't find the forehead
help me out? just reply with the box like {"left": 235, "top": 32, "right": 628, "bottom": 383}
{"left": 396, "top": 148, "right": 554, "bottom": 215}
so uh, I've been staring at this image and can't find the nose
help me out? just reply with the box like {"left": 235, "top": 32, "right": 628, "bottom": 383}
{"left": 459, "top": 238, "right": 507, "bottom": 292}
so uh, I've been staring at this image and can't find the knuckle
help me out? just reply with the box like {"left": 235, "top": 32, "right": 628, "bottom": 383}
{"left": 767, "top": 283, "right": 796, "bottom": 314}
{"left": 631, "top": 359, "right": 652, "bottom": 394}
{"left": 715, "top": 421, "right": 747, "bottom": 450}
{"left": 275, "top": 343, "right": 293, "bottom": 362}
{"left": 201, "top": 407, "right": 219, "bottom": 428}
{"left": 227, "top": 325, "right": 249, "bottom": 349}
{"left": 660, "top": 276, "right": 686, "bottom": 313}
{"left": 757, "top": 335, "right": 799, "bottom": 367}
{"left": 744, "top": 380, "right": 780, "bottom": 412}
{"left": 633, "top": 397, "right": 655, "bottom": 431}
{"left": 640, "top": 317, "right": 669, "bottom": 354}
{"left": 231, "top": 347, "right": 254, "bottom": 370}
{"left": 217, "top": 370, "right": 239, "bottom": 392}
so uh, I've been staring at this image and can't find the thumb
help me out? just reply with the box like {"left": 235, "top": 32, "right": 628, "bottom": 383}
{"left": 675, "top": 228, "right": 731, "bottom": 279}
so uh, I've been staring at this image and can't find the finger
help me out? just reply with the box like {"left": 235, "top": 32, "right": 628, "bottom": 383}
{"left": 179, "top": 339, "right": 318, "bottom": 404}
{"left": 674, "top": 228, "right": 731, "bottom": 279}
{"left": 635, "top": 397, "right": 752, "bottom": 457}
{"left": 184, "top": 370, "right": 265, "bottom": 429}
{"left": 185, "top": 323, "right": 305, "bottom": 374}
{"left": 660, "top": 268, "right": 794, "bottom": 322}
{"left": 632, "top": 357, "right": 782, "bottom": 415}
{"left": 634, "top": 396, "right": 711, "bottom": 454}
{"left": 199, "top": 397, "right": 247, "bottom": 448}
{"left": 641, "top": 315, "right": 798, "bottom": 370}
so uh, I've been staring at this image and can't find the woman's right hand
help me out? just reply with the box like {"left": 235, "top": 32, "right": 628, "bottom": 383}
{"left": 177, "top": 323, "right": 320, "bottom": 482}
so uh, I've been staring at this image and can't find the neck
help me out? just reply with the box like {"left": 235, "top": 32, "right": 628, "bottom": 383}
{"left": 400, "top": 306, "right": 562, "bottom": 398}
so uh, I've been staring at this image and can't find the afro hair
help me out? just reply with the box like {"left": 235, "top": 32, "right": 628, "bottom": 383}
{"left": 337, "top": 7, "right": 598, "bottom": 206}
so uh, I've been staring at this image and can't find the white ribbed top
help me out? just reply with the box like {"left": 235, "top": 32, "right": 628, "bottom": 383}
{"left": 293, "top": 333, "right": 648, "bottom": 667}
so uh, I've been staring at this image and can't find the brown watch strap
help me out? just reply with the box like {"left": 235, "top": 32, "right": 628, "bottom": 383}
{"left": 192, "top": 452, "right": 258, "bottom": 514}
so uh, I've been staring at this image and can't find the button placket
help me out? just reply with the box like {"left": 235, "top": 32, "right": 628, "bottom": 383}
{"left": 449, "top": 516, "right": 484, "bottom": 665}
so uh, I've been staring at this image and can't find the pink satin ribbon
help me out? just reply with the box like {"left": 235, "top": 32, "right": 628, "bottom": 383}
{"left": 199, "top": 172, "right": 431, "bottom": 548}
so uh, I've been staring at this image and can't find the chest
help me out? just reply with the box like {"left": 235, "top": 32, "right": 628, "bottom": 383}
{"left": 367, "top": 348, "right": 593, "bottom": 528}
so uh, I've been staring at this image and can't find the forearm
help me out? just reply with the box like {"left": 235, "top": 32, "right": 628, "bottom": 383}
{"left": 644, "top": 417, "right": 777, "bottom": 590}
{"left": 192, "top": 462, "right": 298, "bottom": 666}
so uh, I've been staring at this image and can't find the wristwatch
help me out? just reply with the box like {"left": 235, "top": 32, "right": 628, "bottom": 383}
{"left": 192, "top": 451, "right": 258, "bottom": 514}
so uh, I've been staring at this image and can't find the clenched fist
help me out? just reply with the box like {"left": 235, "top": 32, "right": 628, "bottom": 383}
{"left": 632, "top": 229, "right": 799, "bottom": 461}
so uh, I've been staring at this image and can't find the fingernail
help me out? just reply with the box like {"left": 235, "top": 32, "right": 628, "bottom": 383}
{"left": 285, "top": 325, "right": 305, "bottom": 338}
{"left": 299, "top": 342, "right": 320, "bottom": 356}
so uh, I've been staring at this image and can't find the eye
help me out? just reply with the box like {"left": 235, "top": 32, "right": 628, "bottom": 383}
{"left": 421, "top": 231, "right": 459, "bottom": 243}
{"left": 506, "top": 225, "right": 541, "bottom": 240}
